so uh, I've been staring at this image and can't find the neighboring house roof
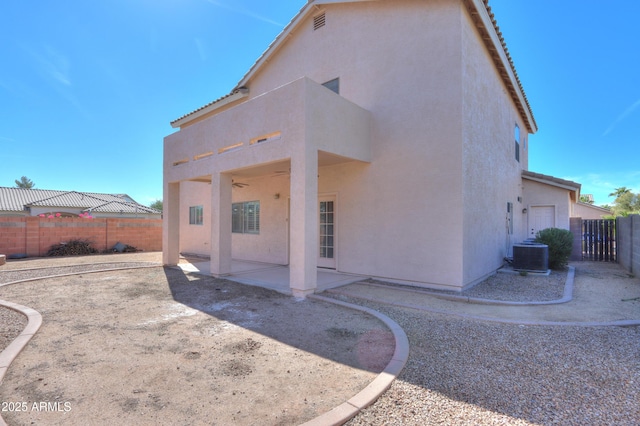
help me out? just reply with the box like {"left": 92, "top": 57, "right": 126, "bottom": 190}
{"left": 171, "top": 0, "right": 537, "bottom": 133}
{"left": 0, "top": 187, "right": 160, "bottom": 215}
{"left": 522, "top": 170, "right": 581, "bottom": 198}
{"left": 576, "top": 202, "right": 611, "bottom": 214}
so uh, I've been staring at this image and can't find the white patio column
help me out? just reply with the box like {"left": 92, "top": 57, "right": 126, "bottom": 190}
{"left": 163, "top": 181, "right": 180, "bottom": 265}
{"left": 210, "top": 172, "right": 232, "bottom": 276}
{"left": 289, "top": 148, "right": 318, "bottom": 297}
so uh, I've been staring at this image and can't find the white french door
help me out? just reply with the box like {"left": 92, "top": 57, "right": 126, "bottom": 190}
{"left": 318, "top": 196, "right": 336, "bottom": 268}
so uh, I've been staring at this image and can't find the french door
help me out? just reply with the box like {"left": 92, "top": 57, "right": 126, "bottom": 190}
{"left": 318, "top": 196, "right": 336, "bottom": 268}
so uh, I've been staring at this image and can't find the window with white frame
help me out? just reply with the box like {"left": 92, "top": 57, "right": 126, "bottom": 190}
{"left": 189, "top": 206, "right": 203, "bottom": 225}
{"left": 232, "top": 201, "right": 260, "bottom": 234}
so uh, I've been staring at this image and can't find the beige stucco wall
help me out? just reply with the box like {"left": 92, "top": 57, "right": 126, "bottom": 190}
{"left": 522, "top": 180, "right": 572, "bottom": 231}
{"left": 179, "top": 181, "right": 211, "bottom": 256}
{"left": 244, "top": 0, "right": 467, "bottom": 288}
{"left": 460, "top": 5, "right": 528, "bottom": 286}
{"left": 573, "top": 202, "right": 611, "bottom": 220}
{"left": 165, "top": 0, "right": 534, "bottom": 290}
{"left": 229, "top": 176, "right": 290, "bottom": 265}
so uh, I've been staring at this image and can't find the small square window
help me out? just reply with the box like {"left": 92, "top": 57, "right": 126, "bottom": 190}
{"left": 189, "top": 206, "right": 203, "bottom": 225}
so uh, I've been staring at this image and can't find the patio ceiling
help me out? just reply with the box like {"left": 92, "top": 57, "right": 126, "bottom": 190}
{"left": 187, "top": 151, "right": 360, "bottom": 183}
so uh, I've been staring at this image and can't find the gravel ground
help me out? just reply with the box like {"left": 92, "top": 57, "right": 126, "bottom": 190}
{"left": 330, "top": 263, "right": 640, "bottom": 425}
{"left": 2, "top": 256, "right": 639, "bottom": 425}
{"left": 0, "top": 258, "right": 161, "bottom": 358}
{"left": 0, "top": 262, "right": 159, "bottom": 285}
{"left": 341, "top": 303, "right": 639, "bottom": 425}
{"left": 366, "top": 268, "right": 567, "bottom": 302}
{"left": 0, "top": 305, "right": 27, "bottom": 357}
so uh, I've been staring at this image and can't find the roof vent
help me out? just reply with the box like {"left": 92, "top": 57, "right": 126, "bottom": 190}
{"left": 313, "top": 12, "right": 325, "bottom": 30}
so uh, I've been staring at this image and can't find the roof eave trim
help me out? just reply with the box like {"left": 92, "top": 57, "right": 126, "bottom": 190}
{"left": 576, "top": 202, "right": 611, "bottom": 213}
{"left": 171, "top": 89, "right": 249, "bottom": 128}
{"left": 522, "top": 174, "right": 580, "bottom": 193}
{"left": 466, "top": 0, "right": 537, "bottom": 133}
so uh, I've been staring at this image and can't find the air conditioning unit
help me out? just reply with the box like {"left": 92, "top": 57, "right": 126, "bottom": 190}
{"left": 513, "top": 243, "right": 549, "bottom": 272}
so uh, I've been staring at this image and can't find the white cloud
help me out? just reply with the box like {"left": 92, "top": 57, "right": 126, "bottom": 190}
{"left": 206, "top": 0, "right": 284, "bottom": 27}
{"left": 565, "top": 171, "right": 640, "bottom": 205}
{"left": 194, "top": 38, "right": 208, "bottom": 61}
{"left": 602, "top": 98, "right": 640, "bottom": 136}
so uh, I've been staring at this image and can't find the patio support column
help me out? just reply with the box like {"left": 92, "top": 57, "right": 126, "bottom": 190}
{"left": 163, "top": 181, "right": 180, "bottom": 265}
{"left": 289, "top": 147, "right": 318, "bottom": 297}
{"left": 210, "top": 172, "right": 233, "bottom": 276}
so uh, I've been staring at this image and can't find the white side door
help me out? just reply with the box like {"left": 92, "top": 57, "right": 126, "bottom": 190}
{"left": 529, "top": 206, "right": 555, "bottom": 237}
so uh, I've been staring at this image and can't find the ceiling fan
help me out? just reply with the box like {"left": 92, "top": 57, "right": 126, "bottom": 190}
{"left": 232, "top": 180, "right": 249, "bottom": 188}
{"left": 270, "top": 169, "right": 290, "bottom": 178}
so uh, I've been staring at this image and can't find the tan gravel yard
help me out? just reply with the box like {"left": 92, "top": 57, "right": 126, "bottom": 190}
{"left": 0, "top": 255, "right": 394, "bottom": 425}
{"left": 1, "top": 254, "right": 639, "bottom": 425}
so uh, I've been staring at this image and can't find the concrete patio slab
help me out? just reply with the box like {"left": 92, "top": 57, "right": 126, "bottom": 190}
{"left": 177, "top": 259, "right": 365, "bottom": 295}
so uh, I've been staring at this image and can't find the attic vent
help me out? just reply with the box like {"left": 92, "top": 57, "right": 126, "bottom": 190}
{"left": 313, "top": 12, "right": 325, "bottom": 30}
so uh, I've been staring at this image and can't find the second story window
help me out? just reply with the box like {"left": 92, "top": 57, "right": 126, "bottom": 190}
{"left": 322, "top": 78, "right": 339, "bottom": 95}
{"left": 514, "top": 124, "right": 520, "bottom": 162}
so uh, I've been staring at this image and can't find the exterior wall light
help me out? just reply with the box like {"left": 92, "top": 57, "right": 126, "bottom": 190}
{"left": 274, "top": 193, "right": 280, "bottom": 200}
{"left": 522, "top": 208, "right": 527, "bottom": 214}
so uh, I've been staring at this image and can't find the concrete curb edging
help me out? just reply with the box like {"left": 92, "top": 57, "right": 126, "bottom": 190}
{"left": 326, "top": 265, "right": 640, "bottom": 327}
{"left": 359, "top": 266, "right": 576, "bottom": 306}
{"left": 0, "top": 263, "right": 159, "bottom": 426}
{"left": 0, "top": 299, "right": 43, "bottom": 426}
{"left": 303, "top": 294, "right": 410, "bottom": 426}
{"left": 1, "top": 264, "right": 410, "bottom": 426}
{"left": 0, "top": 264, "right": 161, "bottom": 289}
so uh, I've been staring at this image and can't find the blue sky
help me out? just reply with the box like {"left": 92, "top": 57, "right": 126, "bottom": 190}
{"left": 1, "top": 1, "right": 638, "bottom": 207}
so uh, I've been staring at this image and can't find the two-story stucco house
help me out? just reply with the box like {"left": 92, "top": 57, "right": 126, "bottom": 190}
{"left": 163, "top": 0, "right": 539, "bottom": 296}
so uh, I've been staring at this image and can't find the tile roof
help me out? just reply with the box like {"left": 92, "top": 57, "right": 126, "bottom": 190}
{"left": 522, "top": 170, "right": 581, "bottom": 192}
{"left": 0, "top": 187, "right": 160, "bottom": 215}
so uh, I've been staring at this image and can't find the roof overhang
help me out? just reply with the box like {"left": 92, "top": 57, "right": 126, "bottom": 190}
{"left": 171, "top": 88, "right": 249, "bottom": 128}
{"left": 523, "top": 170, "right": 581, "bottom": 193}
{"left": 463, "top": 0, "right": 537, "bottom": 133}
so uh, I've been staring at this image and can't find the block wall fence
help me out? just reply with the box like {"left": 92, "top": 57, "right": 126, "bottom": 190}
{"left": 617, "top": 214, "right": 640, "bottom": 276}
{"left": 0, "top": 217, "right": 162, "bottom": 257}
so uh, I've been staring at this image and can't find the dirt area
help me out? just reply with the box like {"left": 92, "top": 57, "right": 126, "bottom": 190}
{"left": 0, "top": 255, "right": 395, "bottom": 425}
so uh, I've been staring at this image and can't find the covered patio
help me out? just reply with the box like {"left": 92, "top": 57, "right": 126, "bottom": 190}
{"left": 176, "top": 257, "right": 365, "bottom": 295}
{"left": 164, "top": 77, "right": 372, "bottom": 297}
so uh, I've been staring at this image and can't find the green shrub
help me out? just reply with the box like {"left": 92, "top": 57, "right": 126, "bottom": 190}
{"left": 534, "top": 228, "right": 573, "bottom": 270}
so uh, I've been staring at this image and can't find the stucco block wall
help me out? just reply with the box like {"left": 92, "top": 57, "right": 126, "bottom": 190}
{"left": 246, "top": 0, "right": 468, "bottom": 287}
{"left": 522, "top": 180, "right": 571, "bottom": 231}
{"left": 230, "top": 177, "right": 290, "bottom": 265}
{"left": 573, "top": 202, "right": 610, "bottom": 220}
{"left": 460, "top": 3, "right": 528, "bottom": 286}
{"left": 179, "top": 181, "right": 211, "bottom": 256}
{"left": 0, "top": 217, "right": 162, "bottom": 257}
{"left": 617, "top": 214, "right": 640, "bottom": 275}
